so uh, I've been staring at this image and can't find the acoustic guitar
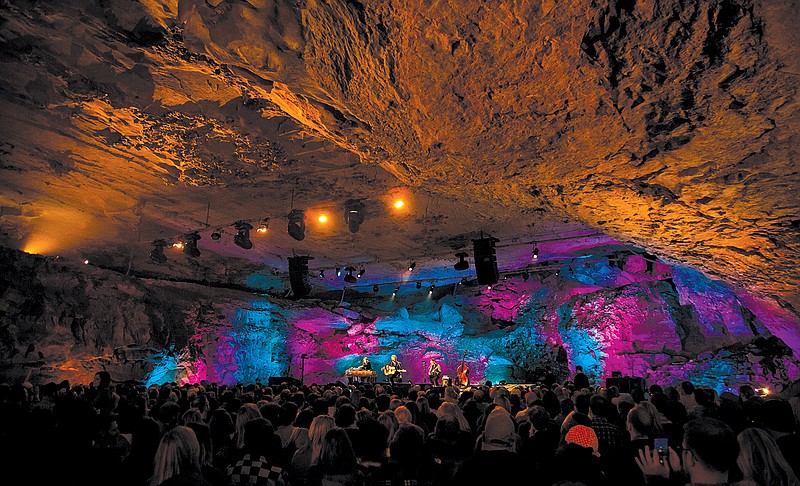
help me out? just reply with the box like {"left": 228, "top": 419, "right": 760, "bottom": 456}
{"left": 382, "top": 364, "right": 407, "bottom": 376}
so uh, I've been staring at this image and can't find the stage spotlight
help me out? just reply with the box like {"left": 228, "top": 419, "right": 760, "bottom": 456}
{"left": 257, "top": 218, "right": 270, "bottom": 234}
{"left": 211, "top": 230, "right": 222, "bottom": 241}
{"left": 318, "top": 269, "right": 325, "bottom": 279}
{"left": 83, "top": 259, "right": 89, "bottom": 265}
{"left": 408, "top": 262, "right": 416, "bottom": 271}
{"left": 372, "top": 285, "right": 379, "bottom": 292}
{"left": 416, "top": 281, "right": 422, "bottom": 289}
{"left": 522, "top": 271, "right": 530, "bottom": 281}
{"left": 392, "top": 285, "right": 399, "bottom": 296}
{"left": 429, "top": 283, "right": 435, "bottom": 294}
{"left": 344, "top": 199, "right": 366, "bottom": 233}
{"left": 183, "top": 232, "right": 201, "bottom": 258}
{"left": 288, "top": 209, "right": 306, "bottom": 241}
{"left": 393, "top": 199, "right": 404, "bottom": 209}
{"left": 454, "top": 252, "right": 469, "bottom": 271}
{"left": 150, "top": 239, "right": 169, "bottom": 264}
{"left": 336, "top": 267, "right": 343, "bottom": 277}
{"left": 555, "top": 269, "right": 560, "bottom": 276}
{"left": 533, "top": 245, "right": 539, "bottom": 259}
{"left": 357, "top": 267, "right": 365, "bottom": 278}
{"left": 172, "top": 241, "right": 183, "bottom": 250}
{"left": 318, "top": 214, "right": 328, "bottom": 224}
{"left": 344, "top": 267, "right": 357, "bottom": 284}
{"left": 461, "top": 277, "right": 468, "bottom": 285}
{"left": 233, "top": 220, "right": 253, "bottom": 249}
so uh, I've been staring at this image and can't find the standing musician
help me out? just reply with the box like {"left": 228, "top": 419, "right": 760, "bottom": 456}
{"left": 382, "top": 354, "right": 405, "bottom": 386}
{"left": 427, "top": 358, "right": 442, "bottom": 386}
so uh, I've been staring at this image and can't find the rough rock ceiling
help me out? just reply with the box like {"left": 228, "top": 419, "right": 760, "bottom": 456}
{"left": 0, "top": 0, "right": 797, "bottom": 310}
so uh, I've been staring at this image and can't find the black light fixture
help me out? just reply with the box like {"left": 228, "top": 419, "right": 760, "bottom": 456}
{"left": 416, "top": 281, "right": 422, "bottom": 289}
{"left": 408, "top": 262, "right": 416, "bottom": 271}
{"left": 372, "top": 284, "right": 379, "bottom": 293}
{"left": 233, "top": 220, "right": 253, "bottom": 249}
{"left": 357, "top": 267, "right": 365, "bottom": 278}
{"left": 182, "top": 232, "right": 201, "bottom": 258}
{"left": 522, "top": 271, "right": 530, "bottom": 281}
{"left": 344, "top": 199, "right": 366, "bottom": 233}
{"left": 211, "top": 230, "right": 222, "bottom": 241}
{"left": 460, "top": 277, "right": 468, "bottom": 285}
{"left": 429, "top": 283, "right": 436, "bottom": 294}
{"left": 454, "top": 252, "right": 469, "bottom": 271}
{"left": 288, "top": 255, "right": 313, "bottom": 298}
{"left": 336, "top": 267, "right": 343, "bottom": 277}
{"left": 318, "top": 269, "right": 325, "bottom": 279}
{"left": 533, "top": 244, "right": 540, "bottom": 260}
{"left": 555, "top": 269, "right": 560, "bottom": 276}
{"left": 149, "top": 239, "right": 169, "bottom": 264}
{"left": 392, "top": 285, "right": 399, "bottom": 296}
{"left": 288, "top": 209, "right": 306, "bottom": 241}
{"left": 343, "top": 266, "right": 357, "bottom": 284}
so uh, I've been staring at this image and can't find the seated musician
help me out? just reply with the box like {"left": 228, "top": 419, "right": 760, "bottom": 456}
{"left": 356, "top": 356, "right": 372, "bottom": 371}
{"left": 427, "top": 358, "right": 442, "bottom": 386}
{"left": 383, "top": 354, "right": 404, "bottom": 385}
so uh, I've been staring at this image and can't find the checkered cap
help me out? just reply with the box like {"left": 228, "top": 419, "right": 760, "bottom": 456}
{"left": 565, "top": 425, "right": 600, "bottom": 456}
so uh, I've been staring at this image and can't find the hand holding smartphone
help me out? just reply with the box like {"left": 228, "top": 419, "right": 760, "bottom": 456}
{"left": 654, "top": 437, "right": 669, "bottom": 465}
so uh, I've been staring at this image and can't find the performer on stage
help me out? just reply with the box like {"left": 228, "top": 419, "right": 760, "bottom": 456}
{"left": 382, "top": 354, "right": 405, "bottom": 385}
{"left": 356, "top": 356, "right": 372, "bottom": 371}
{"left": 427, "top": 358, "right": 442, "bottom": 386}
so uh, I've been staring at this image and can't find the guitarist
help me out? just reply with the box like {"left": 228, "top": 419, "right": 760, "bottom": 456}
{"left": 383, "top": 354, "right": 405, "bottom": 386}
{"left": 427, "top": 358, "right": 442, "bottom": 386}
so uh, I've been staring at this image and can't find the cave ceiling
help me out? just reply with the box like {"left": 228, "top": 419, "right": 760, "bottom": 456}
{"left": 0, "top": 0, "right": 797, "bottom": 310}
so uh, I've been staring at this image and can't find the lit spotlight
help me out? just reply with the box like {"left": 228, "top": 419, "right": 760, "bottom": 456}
{"left": 257, "top": 218, "right": 270, "bottom": 234}
{"left": 372, "top": 285, "right": 379, "bottom": 293}
{"left": 393, "top": 199, "right": 404, "bottom": 209}
{"left": 392, "top": 285, "right": 399, "bottom": 296}
{"left": 83, "top": 259, "right": 89, "bottom": 265}
{"left": 533, "top": 245, "right": 539, "bottom": 259}
{"left": 487, "top": 284, "right": 492, "bottom": 290}
{"left": 357, "top": 267, "right": 365, "bottom": 278}
{"left": 555, "top": 269, "right": 560, "bottom": 276}
{"left": 408, "top": 262, "right": 416, "bottom": 272}
{"left": 429, "top": 283, "right": 435, "bottom": 294}
{"left": 336, "top": 267, "right": 343, "bottom": 277}
{"left": 318, "top": 214, "right": 328, "bottom": 224}
{"left": 172, "top": 241, "right": 184, "bottom": 250}
{"left": 318, "top": 269, "right": 325, "bottom": 279}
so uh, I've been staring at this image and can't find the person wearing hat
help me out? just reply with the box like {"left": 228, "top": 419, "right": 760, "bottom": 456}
{"left": 452, "top": 407, "right": 526, "bottom": 484}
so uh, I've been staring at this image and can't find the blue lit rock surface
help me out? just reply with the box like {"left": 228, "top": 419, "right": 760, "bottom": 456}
{"left": 1, "top": 248, "right": 796, "bottom": 393}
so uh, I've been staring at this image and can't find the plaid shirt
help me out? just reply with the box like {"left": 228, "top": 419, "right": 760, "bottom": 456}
{"left": 227, "top": 453, "right": 286, "bottom": 486}
{"left": 591, "top": 416, "right": 623, "bottom": 456}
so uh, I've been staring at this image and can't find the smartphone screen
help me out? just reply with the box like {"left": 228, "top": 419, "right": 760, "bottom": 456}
{"left": 654, "top": 438, "right": 669, "bottom": 464}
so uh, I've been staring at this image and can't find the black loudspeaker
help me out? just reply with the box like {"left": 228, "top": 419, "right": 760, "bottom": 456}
{"left": 473, "top": 234, "right": 500, "bottom": 285}
{"left": 288, "top": 256, "right": 314, "bottom": 298}
{"left": 268, "top": 376, "right": 302, "bottom": 387}
{"left": 605, "top": 376, "right": 646, "bottom": 394}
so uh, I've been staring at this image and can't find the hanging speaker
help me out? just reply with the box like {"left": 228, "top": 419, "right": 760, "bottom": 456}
{"left": 288, "top": 256, "right": 314, "bottom": 298}
{"left": 472, "top": 233, "right": 500, "bottom": 285}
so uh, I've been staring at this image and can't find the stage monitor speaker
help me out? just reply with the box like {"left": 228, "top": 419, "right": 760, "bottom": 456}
{"left": 268, "top": 376, "right": 302, "bottom": 388}
{"left": 288, "top": 255, "right": 314, "bottom": 298}
{"left": 473, "top": 233, "right": 500, "bottom": 285}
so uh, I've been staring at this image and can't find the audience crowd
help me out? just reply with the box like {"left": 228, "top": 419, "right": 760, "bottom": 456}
{"left": 1, "top": 370, "right": 799, "bottom": 486}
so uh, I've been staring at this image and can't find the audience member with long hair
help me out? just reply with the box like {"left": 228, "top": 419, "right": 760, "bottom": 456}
{"left": 737, "top": 427, "right": 799, "bottom": 486}
{"left": 149, "top": 426, "right": 207, "bottom": 486}
{"left": 289, "top": 414, "right": 335, "bottom": 486}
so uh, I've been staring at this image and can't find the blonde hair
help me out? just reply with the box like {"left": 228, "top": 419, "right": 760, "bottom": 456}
{"left": 150, "top": 426, "right": 200, "bottom": 486}
{"left": 235, "top": 403, "right": 262, "bottom": 449}
{"left": 394, "top": 405, "right": 413, "bottom": 425}
{"left": 737, "top": 427, "right": 800, "bottom": 486}
{"left": 308, "top": 414, "right": 336, "bottom": 465}
{"left": 437, "top": 401, "right": 471, "bottom": 432}
{"left": 377, "top": 410, "right": 399, "bottom": 443}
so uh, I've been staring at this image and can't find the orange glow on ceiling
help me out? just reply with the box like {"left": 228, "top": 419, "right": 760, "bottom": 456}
{"left": 21, "top": 206, "right": 94, "bottom": 256}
